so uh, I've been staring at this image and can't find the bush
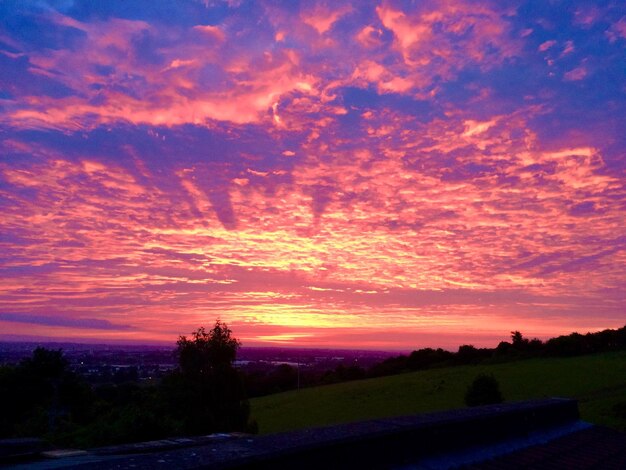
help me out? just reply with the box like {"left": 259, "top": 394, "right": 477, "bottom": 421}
{"left": 465, "top": 374, "right": 503, "bottom": 407}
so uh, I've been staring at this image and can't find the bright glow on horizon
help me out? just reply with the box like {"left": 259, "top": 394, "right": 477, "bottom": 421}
{"left": 0, "top": 0, "right": 624, "bottom": 350}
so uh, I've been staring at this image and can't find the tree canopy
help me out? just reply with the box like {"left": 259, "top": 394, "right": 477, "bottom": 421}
{"left": 176, "top": 320, "right": 240, "bottom": 377}
{"left": 164, "top": 320, "right": 251, "bottom": 435}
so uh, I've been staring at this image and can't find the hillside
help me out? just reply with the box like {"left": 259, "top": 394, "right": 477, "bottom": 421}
{"left": 250, "top": 352, "right": 626, "bottom": 434}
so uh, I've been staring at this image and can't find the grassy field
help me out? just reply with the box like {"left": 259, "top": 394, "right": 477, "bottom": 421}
{"left": 250, "top": 352, "right": 626, "bottom": 435}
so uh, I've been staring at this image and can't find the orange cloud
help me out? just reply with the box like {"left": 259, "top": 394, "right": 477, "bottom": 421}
{"left": 301, "top": 4, "right": 352, "bottom": 34}
{"left": 376, "top": 0, "right": 518, "bottom": 71}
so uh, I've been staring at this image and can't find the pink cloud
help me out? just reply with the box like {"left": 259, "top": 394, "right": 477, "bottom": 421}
{"left": 561, "top": 40, "right": 575, "bottom": 56}
{"left": 2, "top": 1, "right": 525, "bottom": 133}
{"left": 343, "top": 0, "right": 520, "bottom": 96}
{"left": 5, "top": 14, "right": 318, "bottom": 129}
{"left": 355, "top": 25, "right": 385, "bottom": 48}
{"left": 376, "top": 0, "right": 517, "bottom": 69}
{"left": 351, "top": 61, "right": 415, "bottom": 94}
{"left": 301, "top": 4, "right": 352, "bottom": 34}
{"left": 573, "top": 6, "right": 602, "bottom": 27}
{"left": 0, "top": 1, "right": 624, "bottom": 349}
{"left": 606, "top": 17, "right": 626, "bottom": 43}
{"left": 193, "top": 24, "right": 226, "bottom": 41}
{"left": 538, "top": 40, "right": 556, "bottom": 52}
{"left": 563, "top": 66, "right": 587, "bottom": 81}
{"left": 0, "top": 1, "right": 517, "bottom": 148}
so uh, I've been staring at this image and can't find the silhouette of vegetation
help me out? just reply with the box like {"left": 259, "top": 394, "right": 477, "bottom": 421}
{"left": 0, "top": 324, "right": 624, "bottom": 447}
{"left": 455, "top": 344, "right": 492, "bottom": 364}
{"left": 0, "top": 347, "right": 92, "bottom": 440}
{"left": 268, "top": 364, "right": 299, "bottom": 390}
{"left": 176, "top": 323, "right": 240, "bottom": 376}
{"left": 239, "top": 325, "right": 626, "bottom": 399}
{"left": 160, "top": 321, "right": 252, "bottom": 435}
{"left": 357, "top": 325, "right": 626, "bottom": 380}
{"left": 322, "top": 364, "right": 367, "bottom": 384}
{"left": 406, "top": 348, "right": 454, "bottom": 370}
{"left": 0, "top": 320, "right": 253, "bottom": 447}
{"left": 464, "top": 374, "right": 504, "bottom": 407}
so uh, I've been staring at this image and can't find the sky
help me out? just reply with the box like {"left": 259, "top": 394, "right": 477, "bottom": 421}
{"left": 0, "top": 0, "right": 625, "bottom": 351}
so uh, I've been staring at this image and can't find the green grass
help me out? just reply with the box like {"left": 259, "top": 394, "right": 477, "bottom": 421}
{"left": 250, "top": 352, "right": 626, "bottom": 435}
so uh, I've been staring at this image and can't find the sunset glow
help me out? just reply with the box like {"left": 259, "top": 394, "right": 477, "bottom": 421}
{"left": 1, "top": 0, "right": 624, "bottom": 350}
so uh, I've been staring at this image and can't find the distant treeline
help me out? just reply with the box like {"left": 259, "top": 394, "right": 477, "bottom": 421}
{"left": 241, "top": 325, "right": 626, "bottom": 396}
{"left": 368, "top": 325, "right": 626, "bottom": 377}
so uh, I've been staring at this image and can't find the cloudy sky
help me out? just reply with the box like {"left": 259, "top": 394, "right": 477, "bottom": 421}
{"left": 1, "top": 0, "right": 624, "bottom": 350}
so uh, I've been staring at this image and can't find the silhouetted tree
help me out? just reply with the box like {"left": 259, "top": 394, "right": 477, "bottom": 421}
{"left": 527, "top": 338, "right": 543, "bottom": 354}
{"left": 367, "top": 355, "right": 408, "bottom": 377}
{"left": 407, "top": 348, "right": 454, "bottom": 370}
{"left": 456, "top": 345, "right": 491, "bottom": 364}
{"left": 494, "top": 340, "right": 512, "bottom": 356}
{"left": 545, "top": 332, "right": 588, "bottom": 356}
{"left": 465, "top": 374, "right": 503, "bottom": 407}
{"left": 160, "top": 320, "right": 252, "bottom": 435}
{"left": 510, "top": 331, "right": 525, "bottom": 346}
{"left": 177, "top": 322, "right": 240, "bottom": 377}
{"left": 0, "top": 347, "right": 92, "bottom": 438}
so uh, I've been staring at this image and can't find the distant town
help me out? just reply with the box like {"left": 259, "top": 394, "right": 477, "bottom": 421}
{"left": 0, "top": 342, "right": 395, "bottom": 385}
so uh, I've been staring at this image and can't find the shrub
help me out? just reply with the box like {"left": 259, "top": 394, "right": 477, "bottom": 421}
{"left": 464, "top": 373, "right": 503, "bottom": 407}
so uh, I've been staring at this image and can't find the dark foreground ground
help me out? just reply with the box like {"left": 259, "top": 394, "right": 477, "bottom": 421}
{"left": 3, "top": 398, "right": 626, "bottom": 469}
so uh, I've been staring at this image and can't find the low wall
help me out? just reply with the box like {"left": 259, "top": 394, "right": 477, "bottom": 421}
{"left": 74, "top": 398, "right": 579, "bottom": 469}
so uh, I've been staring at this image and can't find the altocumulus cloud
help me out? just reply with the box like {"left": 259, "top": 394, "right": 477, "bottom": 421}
{"left": 0, "top": 313, "right": 132, "bottom": 331}
{"left": 0, "top": 0, "right": 624, "bottom": 349}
